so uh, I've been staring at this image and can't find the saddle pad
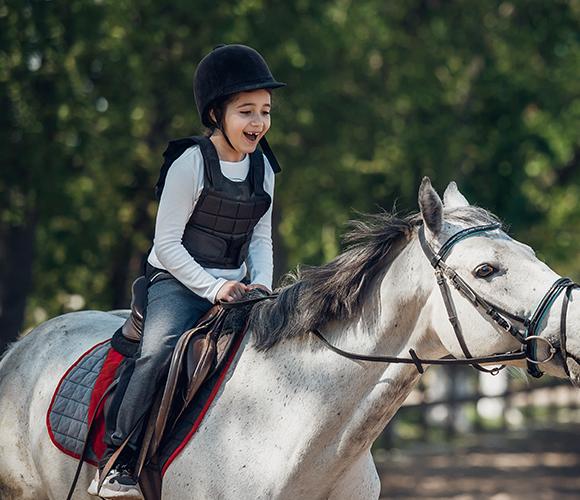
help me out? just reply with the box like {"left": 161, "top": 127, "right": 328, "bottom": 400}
{"left": 45, "top": 322, "right": 250, "bottom": 473}
{"left": 46, "top": 340, "right": 125, "bottom": 464}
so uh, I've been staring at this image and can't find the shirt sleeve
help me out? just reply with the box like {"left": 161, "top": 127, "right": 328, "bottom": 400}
{"left": 246, "top": 156, "right": 275, "bottom": 290}
{"left": 153, "top": 146, "right": 227, "bottom": 303}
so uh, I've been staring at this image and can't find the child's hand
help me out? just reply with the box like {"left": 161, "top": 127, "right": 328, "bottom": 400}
{"left": 247, "top": 283, "right": 271, "bottom": 294}
{"left": 216, "top": 281, "right": 249, "bottom": 302}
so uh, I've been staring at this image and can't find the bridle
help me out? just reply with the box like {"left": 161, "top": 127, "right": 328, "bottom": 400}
{"left": 230, "top": 222, "right": 578, "bottom": 378}
{"left": 416, "top": 222, "right": 578, "bottom": 377}
{"left": 312, "top": 222, "right": 579, "bottom": 377}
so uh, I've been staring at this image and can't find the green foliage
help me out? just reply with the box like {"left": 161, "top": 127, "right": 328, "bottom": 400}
{"left": 1, "top": 0, "right": 578, "bottom": 330}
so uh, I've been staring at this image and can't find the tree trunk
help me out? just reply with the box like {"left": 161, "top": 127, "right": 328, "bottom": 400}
{"left": 0, "top": 209, "right": 38, "bottom": 354}
{"left": 109, "top": 184, "right": 153, "bottom": 310}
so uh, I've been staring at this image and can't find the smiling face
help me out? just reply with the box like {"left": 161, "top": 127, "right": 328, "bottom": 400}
{"left": 209, "top": 89, "right": 272, "bottom": 161}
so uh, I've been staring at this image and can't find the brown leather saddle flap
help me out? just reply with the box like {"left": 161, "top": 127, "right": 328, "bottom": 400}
{"left": 137, "top": 302, "right": 245, "bottom": 470}
{"left": 184, "top": 332, "right": 217, "bottom": 404}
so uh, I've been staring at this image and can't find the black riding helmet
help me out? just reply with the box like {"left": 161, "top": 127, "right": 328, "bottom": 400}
{"left": 193, "top": 44, "right": 286, "bottom": 172}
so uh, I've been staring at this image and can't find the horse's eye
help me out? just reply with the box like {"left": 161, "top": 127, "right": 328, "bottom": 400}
{"left": 474, "top": 263, "right": 497, "bottom": 278}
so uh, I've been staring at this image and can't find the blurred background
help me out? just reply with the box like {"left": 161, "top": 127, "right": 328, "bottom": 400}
{"left": 1, "top": 1, "right": 579, "bottom": 498}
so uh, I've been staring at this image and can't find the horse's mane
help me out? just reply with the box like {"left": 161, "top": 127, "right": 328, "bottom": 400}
{"left": 0, "top": 341, "right": 18, "bottom": 371}
{"left": 249, "top": 205, "right": 500, "bottom": 350}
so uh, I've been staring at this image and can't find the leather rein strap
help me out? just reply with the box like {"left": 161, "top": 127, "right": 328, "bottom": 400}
{"left": 310, "top": 329, "right": 525, "bottom": 374}
{"left": 222, "top": 293, "right": 527, "bottom": 374}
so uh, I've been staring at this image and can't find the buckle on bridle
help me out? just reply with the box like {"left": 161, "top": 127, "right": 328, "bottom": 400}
{"left": 493, "top": 312, "right": 513, "bottom": 332}
{"left": 524, "top": 335, "right": 557, "bottom": 364}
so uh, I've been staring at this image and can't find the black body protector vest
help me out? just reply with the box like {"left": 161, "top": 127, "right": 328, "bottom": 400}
{"left": 155, "top": 136, "right": 276, "bottom": 270}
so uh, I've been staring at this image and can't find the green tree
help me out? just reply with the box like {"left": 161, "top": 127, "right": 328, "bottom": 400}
{"left": 1, "top": 0, "right": 578, "bottom": 353}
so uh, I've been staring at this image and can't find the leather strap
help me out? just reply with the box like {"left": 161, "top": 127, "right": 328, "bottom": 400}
{"left": 65, "top": 380, "right": 118, "bottom": 500}
{"left": 135, "top": 388, "right": 164, "bottom": 478}
{"left": 146, "top": 310, "right": 226, "bottom": 460}
{"left": 259, "top": 136, "right": 282, "bottom": 173}
{"left": 559, "top": 283, "right": 580, "bottom": 376}
{"left": 433, "top": 270, "right": 498, "bottom": 373}
{"left": 97, "top": 414, "right": 145, "bottom": 493}
{"left": 311, "top": 329, "right": 526, "bottom": 373}
{"left": 219, "top": 294, "right": 279, "bottom": 308}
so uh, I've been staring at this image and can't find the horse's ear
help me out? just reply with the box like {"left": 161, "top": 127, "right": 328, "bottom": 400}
{"left": 443, "top": 181, "right": 470, "bottom": 208}
{"left": 419, "top": 177, "right": 443, "bottom": 235}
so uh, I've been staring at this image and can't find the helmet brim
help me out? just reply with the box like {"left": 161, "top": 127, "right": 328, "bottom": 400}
{"left": 220, "top": 79, "right": 287, "bottom": 97}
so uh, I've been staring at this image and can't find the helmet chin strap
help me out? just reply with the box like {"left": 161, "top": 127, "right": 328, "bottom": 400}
{"left": 212, "top": 125, "right": 237, "bottom": 155}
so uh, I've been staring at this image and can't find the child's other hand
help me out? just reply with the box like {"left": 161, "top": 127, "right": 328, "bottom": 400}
{"left": 247, "top": 283, "right": 271, "bottom": 294}
{"left": 216, "top": 281, "right": 249, "bottom": 302}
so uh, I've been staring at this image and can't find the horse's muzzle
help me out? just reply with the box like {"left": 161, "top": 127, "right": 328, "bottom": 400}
{"left": 566, "top": 356, "right": 580, "bottom": 387}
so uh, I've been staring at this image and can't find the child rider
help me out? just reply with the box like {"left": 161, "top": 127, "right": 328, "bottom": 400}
{"left": 89, "top": 43, "right": 285, "bottom": 499}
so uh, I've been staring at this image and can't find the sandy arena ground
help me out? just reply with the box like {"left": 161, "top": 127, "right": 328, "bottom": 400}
{"left": 376, "top": 425, "right": 580, "bottom": 499}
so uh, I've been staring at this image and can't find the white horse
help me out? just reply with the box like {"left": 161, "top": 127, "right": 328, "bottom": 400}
{"left": 0, "top": 179, "right": 578, "bottom": 500}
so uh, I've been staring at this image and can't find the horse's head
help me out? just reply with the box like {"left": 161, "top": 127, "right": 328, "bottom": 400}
{"left": 418, "top": 177, "right": 580, "bottom": 384}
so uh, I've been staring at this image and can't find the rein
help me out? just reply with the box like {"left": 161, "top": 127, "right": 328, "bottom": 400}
{"left": 225, "top": 223, "right": 577, "bottom": 377}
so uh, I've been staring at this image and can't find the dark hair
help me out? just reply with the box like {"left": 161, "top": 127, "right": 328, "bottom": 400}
{"left": 203, "top": 94, "right": 235, "bottom": 136}
{"left": 203, "top": 90, "right": 273, "bottom": 137}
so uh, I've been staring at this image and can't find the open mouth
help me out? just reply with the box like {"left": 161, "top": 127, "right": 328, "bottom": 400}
{"left": 244, "top": 132, "right": 260, "bottom": 143}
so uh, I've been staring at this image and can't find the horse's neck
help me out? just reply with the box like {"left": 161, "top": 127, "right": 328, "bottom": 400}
{"left": 169, "top": 238, "right": 446, "bottom": 495}
{"left": 323, "top": 239, "right": 445, "bottom": 453}
{"left": 261, "top": 237, "right": 445, "bottom": 464}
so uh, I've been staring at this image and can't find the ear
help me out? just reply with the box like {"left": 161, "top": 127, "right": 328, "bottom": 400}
{"left": 209, "top": 108, "right": 217, "bottom": 123}
{"left": 443, "top": 181, "right": 470, "bottom": 208}
{"left": 418, "top": 177, "right": 443, "bottom": 235}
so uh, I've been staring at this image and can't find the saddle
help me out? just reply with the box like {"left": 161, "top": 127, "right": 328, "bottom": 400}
{"left": 97, "top": 275, "right": 268, "bottom": 500}
{"left": 112, "top": 275, "right": 233, "bottom": 457}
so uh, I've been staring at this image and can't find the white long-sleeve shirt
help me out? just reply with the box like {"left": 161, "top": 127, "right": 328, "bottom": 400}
{"left": 147, "top": 145, "right": 275, "bottom": 303}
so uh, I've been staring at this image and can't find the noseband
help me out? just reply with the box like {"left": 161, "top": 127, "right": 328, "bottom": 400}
{"left": 312, "top": 223, "right": 578, "bottom": 377}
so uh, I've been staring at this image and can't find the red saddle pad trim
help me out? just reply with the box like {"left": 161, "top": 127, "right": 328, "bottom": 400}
{"left": 88, "top": 346, "right": 125, "bottom": 460}
{"left": 46, "top": 339, "right": 112, "bottom": 462}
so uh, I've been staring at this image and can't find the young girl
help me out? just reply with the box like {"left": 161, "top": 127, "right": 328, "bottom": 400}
{"left": 89, "top": 44, "right": 285, "bottom": 499}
